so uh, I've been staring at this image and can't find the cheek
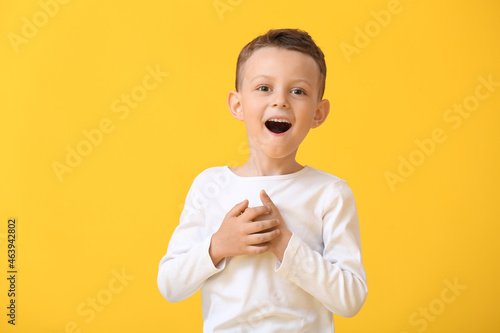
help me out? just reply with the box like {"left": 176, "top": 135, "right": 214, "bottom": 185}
{"left": 295, "top": 108, "right": 316, "bottom": 127}
{"left": 243, "top": 115, "right": 263, "bottom": 134}
{"left": 240, "top": 99, "right": 257, "bottom": 115}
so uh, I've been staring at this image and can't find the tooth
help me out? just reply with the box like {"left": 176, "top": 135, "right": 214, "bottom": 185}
{"left": 269, "top": 118, "right": 290, "bottom": 123}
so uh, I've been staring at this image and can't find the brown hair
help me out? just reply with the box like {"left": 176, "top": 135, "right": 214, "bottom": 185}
{"left": 235, "top": 28, "right": 327, "bottom": 98}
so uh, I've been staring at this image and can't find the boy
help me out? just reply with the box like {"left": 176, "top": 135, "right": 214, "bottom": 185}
{"left": 157, "top": 29, "right": 367, "bottom": 332}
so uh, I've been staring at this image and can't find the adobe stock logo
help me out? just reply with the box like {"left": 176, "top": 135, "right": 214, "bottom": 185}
{"left": 52, "top": 65, "right": 169, "bottom": 182}
{"left": 213, "top": 0, "right": 242, "bottom": 21}
{"left": 340, "top": 0, "right": 413, "bottom": 63}
{"left": 400, "top": 277, "right": 467, "bottom": 333}
{"left": 56, "top": 268, "right": 135, "bottom": 333}
{"left": 7, "top": 0, "right": 72, "bottom": 54}
{"left": 385, "top": 74, "right": 499, "bottom": 192}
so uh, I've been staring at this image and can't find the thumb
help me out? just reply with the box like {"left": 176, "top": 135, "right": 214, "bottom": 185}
{"left": 230, "top": 199, "right": 249, "bottom": 217}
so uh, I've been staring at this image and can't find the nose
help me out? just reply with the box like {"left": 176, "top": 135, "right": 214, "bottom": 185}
{"left": 271, "top": 90, "right": 289, "bottom": 109}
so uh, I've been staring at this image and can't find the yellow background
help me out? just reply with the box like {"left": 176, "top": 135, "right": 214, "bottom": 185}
{"left": 1, "top": 0, "right": 499, "bottom": 332}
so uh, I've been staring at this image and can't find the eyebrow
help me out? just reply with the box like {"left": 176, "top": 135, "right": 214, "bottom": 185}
{"left": 250, "top": 75, "right": 272, "bottom": 82}
{"left": 250, "top": 75, "right": 313, "bottom": 86}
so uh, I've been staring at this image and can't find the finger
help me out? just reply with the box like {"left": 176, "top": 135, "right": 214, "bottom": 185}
{"left": 247, "top": 228, "right": 281, "bottom": 245}
{"left": 228, "top": 199, "right": 249, "bottom": 217}
{"left": 260, "top": 190, "right": 275, "bottom": 210}
{"left": 241, "top": 205, "right": 270, "bottom": 220}
{"left": 246, "top": 218, "right": 280, "bottom": 234}
{"left": 246, "top": 243, "right": 271, "bottom": 255}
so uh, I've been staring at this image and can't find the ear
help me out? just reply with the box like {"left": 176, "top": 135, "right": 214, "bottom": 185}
{"left": 227, "top": 90, "right": 244, "bottom": 121}
{"left": 311, "top": 98, "right": 330, "bottom": 128}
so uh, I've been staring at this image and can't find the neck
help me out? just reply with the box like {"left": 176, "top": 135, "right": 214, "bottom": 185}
{"left": 232, "top": 149, "right": 303, "bottom": 177}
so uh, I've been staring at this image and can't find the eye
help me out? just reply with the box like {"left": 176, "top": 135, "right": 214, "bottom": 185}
{"left": 291, "top": 88, "right": 306, "bottom": 95}
{"left": 257, "top": 85, "right": 271, "bottom": 92}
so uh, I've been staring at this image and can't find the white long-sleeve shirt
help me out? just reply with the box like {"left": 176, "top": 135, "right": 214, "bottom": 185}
{"left": 157, "top": 166, "right": 367, "bottom": 332}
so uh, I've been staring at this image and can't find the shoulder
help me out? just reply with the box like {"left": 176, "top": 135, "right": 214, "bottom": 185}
{"left": 183, "top": 166, "right": 231, "bottom": 208}
{"left": 303, "top": 166, "right": 348, "bottom": 187}
{"left": 190, "top": 166, "right": 231, "bottom": 188}
{"left": 193, "top": 166, "right": 227, "bottom": 178}
{"left": 301, "top": 168, "right": 358, "bottom": 219}
{"left": 304, "top": 166, "right": 344, "bottom": 183}
{"left": 303, "top": 166, "right": 355, "bottom": 199}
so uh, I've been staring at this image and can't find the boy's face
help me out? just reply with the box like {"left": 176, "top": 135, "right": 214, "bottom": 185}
{"left": 228, "top": 47, "right": 330, "bottom": 162}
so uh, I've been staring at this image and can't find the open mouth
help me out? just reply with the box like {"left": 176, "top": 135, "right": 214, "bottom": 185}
{"left": 265, "top": 118, "right": 292, "bottom": 134}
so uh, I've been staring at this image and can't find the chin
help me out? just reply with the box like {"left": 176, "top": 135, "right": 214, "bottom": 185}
{"left": 262, "top": 147, "right": 297, "bottom": 160}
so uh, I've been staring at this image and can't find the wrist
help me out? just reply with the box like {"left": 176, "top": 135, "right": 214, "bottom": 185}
{"left": 273, "top": 229, "right": 292, "bottom": 262}
{"left": 209, "top": 233, "right": 224, "bottom": 266}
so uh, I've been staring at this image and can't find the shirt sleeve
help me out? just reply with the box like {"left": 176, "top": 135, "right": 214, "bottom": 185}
{"left": 157, "top": 176, "right": 226, "bottom": 303}
{"left": 276, "top": 181, "right": 368, "bottom": 317}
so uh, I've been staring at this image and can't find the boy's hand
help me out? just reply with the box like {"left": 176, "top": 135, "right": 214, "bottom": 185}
{"left": 256, "top": 190, "right": 293, "bottom": 262}
{"left": 209, "top": 199, "right": 281, "bottom": 266}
